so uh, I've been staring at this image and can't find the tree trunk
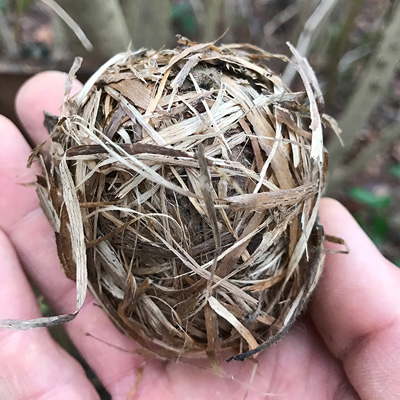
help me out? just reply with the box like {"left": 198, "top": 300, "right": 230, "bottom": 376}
{"left": 328, "top": 2, "right": 400, "bottom": 174}
{"left": 120, "top": 0, "right": 171, "bottom": 49}
{"left": 202, "top": 0, "right": 222, "bottom": 42}
{"left": 0, "top": 10, "right": 18, "bottom": 58}
{"left": 56, "top": 0, "right": 131, "bottom": 62}
{"left": 324, "top": 0, "right": 366, "bottom": 107}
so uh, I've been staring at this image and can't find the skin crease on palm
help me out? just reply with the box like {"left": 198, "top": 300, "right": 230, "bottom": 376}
{"left": 0, "top": 72, "right": 399, "bottom": 400}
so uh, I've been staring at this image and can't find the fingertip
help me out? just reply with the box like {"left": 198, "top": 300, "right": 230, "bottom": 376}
{"left": 319, "top": 196, "right": 383, "bottom": 258}
{"left": 0, "top": 113, "right": 41, "bottom": 232}
{"left": 320, "top": 197, "right": 343, "bottom": 214}
{"left": 15, "top": 71, "right": 83, "bottom": 144}
{"left": 0, "top": 116, "right": 26, "bottom": 160}
{"left": 0, "top": 113, "right": 32, "bottom": 171}
{"left": 0, "top": 114, "right": 19, "bottom": 134}
{"left": 320, "top": 197, "right": 355, "bottom": 233}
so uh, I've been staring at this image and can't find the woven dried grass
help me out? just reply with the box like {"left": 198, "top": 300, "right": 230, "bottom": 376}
{"left": 34, "top": 39, "right": 336, "bottom": 361}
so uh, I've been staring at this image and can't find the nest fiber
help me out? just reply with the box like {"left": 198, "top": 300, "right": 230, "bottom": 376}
{"left": 37, "top": 39, "right": 332, "bottom": 361}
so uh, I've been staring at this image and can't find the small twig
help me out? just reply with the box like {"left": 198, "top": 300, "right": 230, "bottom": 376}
{"left": 283, "top": 0, "right": 340, "bottom": 86}
{"left": 263, "top": 3, "right": 299, "bottom": 36}
{"left": 40, "top": 0, "right": 93, "bottom": 52}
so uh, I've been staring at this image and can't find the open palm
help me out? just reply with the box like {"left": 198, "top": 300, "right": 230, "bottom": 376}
{"left": 0, "top": 72, "right": 399, "bottom": 399}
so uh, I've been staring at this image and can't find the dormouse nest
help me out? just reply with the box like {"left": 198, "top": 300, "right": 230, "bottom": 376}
{"left": 35, "top": 39, "right": 335, "bottom": 361}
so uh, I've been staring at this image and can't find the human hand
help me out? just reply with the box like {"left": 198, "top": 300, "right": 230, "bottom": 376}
{"left": 0, "top": 72, "right": 399, "bottom": 399}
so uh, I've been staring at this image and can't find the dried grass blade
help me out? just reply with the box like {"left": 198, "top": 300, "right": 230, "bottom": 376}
{"left": 226, "top": 182, "right": 317, "bottom": 211}
{"left": 287, "top": 43, "right": 323, "bottom": 164}
{"left": 208, "top": 296, "right": 258, "bottom": 351}
{"left": 59, "top": 156, "right": 88, "bottom": 310}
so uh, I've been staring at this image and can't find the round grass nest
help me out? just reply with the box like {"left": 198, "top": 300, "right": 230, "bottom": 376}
{"left": 37, "top": 39, "right": 333, "bottom": 361}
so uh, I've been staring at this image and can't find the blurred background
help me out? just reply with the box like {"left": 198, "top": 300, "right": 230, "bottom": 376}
{"left": 0, "top": 0, "right": 399, "bottom": 396}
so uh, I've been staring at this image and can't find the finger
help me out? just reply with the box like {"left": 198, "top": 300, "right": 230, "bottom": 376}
{"left": 0, "top": 229, "right": 99, "bottom": 400}
{"left": 15, "top": 71, "right": 83, "bottom": 145}
{"left": 310, "top": 198, "right": 400, "bottom": 399}
{"left": 0, "top": 114, "right": 73, "bottom": 308}
{"left": 0, "top": 112, "right": 142, "bottom": 396}
{"left": 0, "top": 115, "right": 40, "bottom": 229}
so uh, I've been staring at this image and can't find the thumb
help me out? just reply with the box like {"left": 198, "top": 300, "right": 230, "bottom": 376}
{"left": 311, "top": 198, "right": 400, "bottom": 399}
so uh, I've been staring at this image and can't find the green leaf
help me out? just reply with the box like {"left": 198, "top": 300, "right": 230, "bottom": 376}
{"left": 390, "top": 163, "right": 400, "bottom": 179}
{"left": 395, "top": 259, "right": 400, "bottom": 268}
{"left": 348, "top": 187, "right": 390, "bottom": 209}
